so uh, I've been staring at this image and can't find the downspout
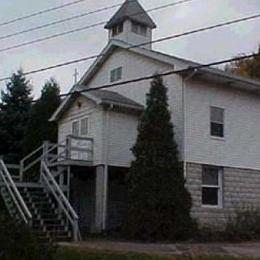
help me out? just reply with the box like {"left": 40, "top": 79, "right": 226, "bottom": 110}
{"left": 102, "top": 104, "right": 114, "bottom": 230}
{"left": 182, "top": 68, "right": 197, "bottom": 179}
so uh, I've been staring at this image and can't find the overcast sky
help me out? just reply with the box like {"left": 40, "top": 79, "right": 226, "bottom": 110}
{"left": 0, "top": 0, "right": 259, "bottom": 98}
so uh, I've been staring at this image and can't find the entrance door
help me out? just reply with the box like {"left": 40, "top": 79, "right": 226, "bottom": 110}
{"left": 70, "top": 168, "right": 95, "bottom": 235}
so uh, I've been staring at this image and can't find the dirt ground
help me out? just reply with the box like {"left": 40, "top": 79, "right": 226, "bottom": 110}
{"left": 60, "top": 240, "right": 260, "bottom": 258}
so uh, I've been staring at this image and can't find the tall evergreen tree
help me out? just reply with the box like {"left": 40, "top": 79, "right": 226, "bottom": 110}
{"left": 0, "top": 70, "right": 32, "bottom": 163}
{"left": 23, "top": 78, "right": 61, "bottom": 155}
{"left": 125, "top": 75, "right": 195, "bottom": 241}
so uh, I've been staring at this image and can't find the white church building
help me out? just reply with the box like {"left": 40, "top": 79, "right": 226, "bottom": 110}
{"left": 1, "top": 0, "right": 260, "bottom": 241}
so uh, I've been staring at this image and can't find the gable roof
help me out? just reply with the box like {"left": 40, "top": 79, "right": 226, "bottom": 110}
{"left": 88, "top": 89, "right": 143, "bottom": 109}
{"left": 79, "top": 39, "right": 260, "bottom": 91}
{"left": 105, "top": 0, "right": 156, "bottom": 29}
{"left": 50, "top": 88, "right": 143, "bottom": 122}
{"left": 51, "top": 39, "right": 260, "bottom": 122}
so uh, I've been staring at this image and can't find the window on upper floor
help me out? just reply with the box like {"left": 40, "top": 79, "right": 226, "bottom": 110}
{"left": 202, "top": 166, "right": 223, "bottom": 207}
{"left": 72, "top": 118, "right": 89, "bottom": 137}
{"left": 210, "top": 106, "right": 224, "bottom": 138}
{"left": 80, "top": 118, "right": 89, "bottom": 136}
{"left": 72, "top": 121, "right": 80, "bottom": 137}
{"left": 112, "top": 23, "right": 123, "bottom": 37}
{"left": 110, "top": 67, "right": 122, "bottom": 82}
{"left": 131, "top": 21, "right": 147, "bottom": 36}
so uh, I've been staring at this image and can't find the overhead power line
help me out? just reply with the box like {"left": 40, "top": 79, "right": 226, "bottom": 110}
{"left": 68, "top": 53, "right": 260, "bottom": 97}
{"left": 0, "top": 2, "right": 124, "bottom": 41}
{"left": 0, "top": 0, "right": 192, "bottom": 41}
{"left": 27, "top": 52, "right": 258, "bottom": 103}
{"left": 0, "top": 0, "right": 194, "bottom": 52}
{"left": 0, "top": 0, "right": 87, "bottom": 28}
{"left": 0, "top": 13, "right": 259, "bottom": 82}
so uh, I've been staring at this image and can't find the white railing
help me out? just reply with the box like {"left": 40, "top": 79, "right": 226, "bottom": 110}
{"left": 19, "top": 136, "right": 94, "bottom": 181}
{"left": 40, "top": 161, "right": 80, "bottom": 241}
{"left": 0, "top": 160, "right": 32, "bottom": 225}
{"left": 19, "top": 144, "right": 44, "bottom": 181}
{"left": 6, "top": 164, "right": 20, "bottom": 181}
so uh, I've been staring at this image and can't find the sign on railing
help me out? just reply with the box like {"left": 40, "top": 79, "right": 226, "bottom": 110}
{"left": 66, "top": 135, "right": 93, "bottom": 162}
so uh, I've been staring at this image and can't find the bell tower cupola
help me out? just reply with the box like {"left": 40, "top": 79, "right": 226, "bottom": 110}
{"left": 104, "top": 0, "right": 156, "bottom": 49}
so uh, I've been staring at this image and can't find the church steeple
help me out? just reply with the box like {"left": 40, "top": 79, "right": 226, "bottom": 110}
{"left": 105, "top": 0, "right": 156, "bottom": 49}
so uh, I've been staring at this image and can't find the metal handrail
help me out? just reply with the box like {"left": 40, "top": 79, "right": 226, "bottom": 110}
{"left": 0, "top": 160, "right": 32, "bottom": 224}
{"left": 41, "top": 161, "right": 79, "bottom": 241}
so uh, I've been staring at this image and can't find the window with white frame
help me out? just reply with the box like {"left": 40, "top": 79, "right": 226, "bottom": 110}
{"left": 210, "top": 106, "right": 224, "bottom": 138}
{"left": 72, "top": 118, "right": 89, "bottom": 137}
{"left": 110, "top": 67, "right": 122, "bottom": 82}
{"left": 202, "top": 166, "right": 223, "bottom": 207}
{"left": 80, "top": 118, "right": 89, "bottom": 136}
{"left": 72, "top": 121, "right": 79, "bottom": 136}
{"left": 131, "top": 21, "right": 147, "bottom": 36}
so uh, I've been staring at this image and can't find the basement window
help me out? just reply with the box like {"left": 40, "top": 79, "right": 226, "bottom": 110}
{"left": 202, "top": 166, "right": 223, "bottom": 207}
{"left": 110, "top": 67, "right": 122, "bottom": 82}
{"left": 210, "top": 106, "right": 224, "bottom": 138}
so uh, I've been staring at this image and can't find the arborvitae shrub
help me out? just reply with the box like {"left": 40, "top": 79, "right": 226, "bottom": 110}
{"left": 124, "top": 75, "right": 196, "bottom": 241}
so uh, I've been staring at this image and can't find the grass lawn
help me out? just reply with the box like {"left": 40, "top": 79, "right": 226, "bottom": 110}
{"left": 55, "top": 248, "right": 259, "bottom": 260}
{"left": 55, "top": 248, "right": 170, "bottom": 259}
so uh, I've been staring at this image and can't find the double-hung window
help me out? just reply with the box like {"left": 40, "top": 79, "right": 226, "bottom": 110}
{"left": 202, "top": 166, "right": 223, "bottom": 207}
{"left": 210, "top": 106, "right": 224, "bottom": 138}
{"left": 72, "top": 117, "right": 89, "bottom": 137}
{"left": 80, "top": 118, "right": 89, "bottom": 136}
{"left": 72, "top": 121, "right": 80, "bottom": 137}
{"left": 110, "top": 67, "right": 122, "bottom": 82}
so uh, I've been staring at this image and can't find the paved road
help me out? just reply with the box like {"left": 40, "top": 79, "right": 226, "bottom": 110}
{"left": 60, "top": 240, "right": 260, "bottom": 258}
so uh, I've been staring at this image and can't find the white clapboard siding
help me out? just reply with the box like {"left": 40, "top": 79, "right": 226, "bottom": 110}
{"left": 186, "top": 79, "right": 260, "bottom": 170}
{"left": 58, "top": 96, "right": 104, "bottom": 165}
{"left": 85, "top": 48, "right": 185, "bottom": 158}
{"left": 106, "top": 110, "right": 139, "bottom": 167}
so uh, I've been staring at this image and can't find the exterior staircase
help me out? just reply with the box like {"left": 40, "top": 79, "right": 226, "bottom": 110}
{"left": 18, "top": 186, "right": 72, "bottom": 243}
{"left": 0, "top": 136, "right": 94, "bottom": 243}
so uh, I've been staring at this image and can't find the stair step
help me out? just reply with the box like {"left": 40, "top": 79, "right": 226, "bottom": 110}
{"left": 51, "top": 236, "right": 71, "bottom": 242}
{"left": 40, "top": 218, "right": 64, "bottom": 225}
{"left": 26, "top": 201, "right": 53, "bottom": 208}
{"left": 1, "top": 164, "right": 74, "bottom": 243}
{"left": 48, "top": 230, "right": 70, "bottom": 237}
{"left": 44, "top": 225, "right": 67, "bottom": 231}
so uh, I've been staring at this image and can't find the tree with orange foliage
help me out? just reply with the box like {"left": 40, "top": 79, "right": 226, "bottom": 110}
{"left": 225, "top": 46, "right": 260, "bottom": 81}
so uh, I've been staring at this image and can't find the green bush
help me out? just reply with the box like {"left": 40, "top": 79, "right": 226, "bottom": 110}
{"left": 195, "top": 209, "right": 260, "bottom": 242}
{"left": 195, "top": 227, "right": 225, "bottom": 242}
{"left": 0, "top": 215, "right": 55, "bottom": 260}
{"left": 224, "top": 209, "right": 260, "bottom": 241}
